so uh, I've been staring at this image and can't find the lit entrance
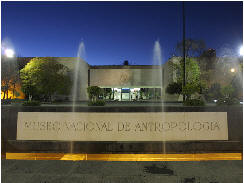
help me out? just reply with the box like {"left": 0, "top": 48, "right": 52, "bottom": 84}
{"left": 113, "top": 88, "right": 141, "bottom": 101}
{"left": 102, "top": 88, "right": 161, "bottom": 101}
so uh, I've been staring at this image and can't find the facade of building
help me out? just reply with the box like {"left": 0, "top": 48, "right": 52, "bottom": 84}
{"left": 56, "top": 58, "right": 173, "bottom": 101}
{"left": 89, "top": 65, "right": 166, "bottom": 101}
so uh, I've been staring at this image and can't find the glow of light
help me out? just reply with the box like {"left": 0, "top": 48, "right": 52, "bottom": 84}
{"left": 240, "top": 46, "right": 243, "bottom": 55}
{"left": 114, "top": 88, "right": 121, "bottom": 92}
{"left": 134, "top": 88, "right": 140, "bottom": 91}
{"left": 1, "top": 83, "right": 25, "bottom": 99}
{"left": 230, "top": 68, "right": 235, "bottom": 73}
{"left": 213, "top": 100, "right": 217, "bottom": 103}
{"left": 240, "top": 102, "right": 243, "bottom": 104}
{"left": 4, "top": 49, "right": 14, "bottom": 58}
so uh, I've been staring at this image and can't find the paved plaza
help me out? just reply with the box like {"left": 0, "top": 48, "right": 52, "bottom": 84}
{"left": 2, "top": 159, "right": 242, "bottom": 183}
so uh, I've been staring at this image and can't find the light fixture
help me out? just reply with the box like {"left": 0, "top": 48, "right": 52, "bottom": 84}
{"left": 134, "top": 88, "right": 140, "bottom": 91}
{"left": 4, "top": 49, "right": 14, "bottom": 58}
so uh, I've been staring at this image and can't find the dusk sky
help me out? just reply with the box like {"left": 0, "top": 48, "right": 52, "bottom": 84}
{"left": 2, "top": 1, "right": 243, "bottom": 65}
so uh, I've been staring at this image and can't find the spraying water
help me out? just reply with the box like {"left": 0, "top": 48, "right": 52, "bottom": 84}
{"left": 153, "top": 40, "right": 162, "bottom": 66}
{"left": 71, "top": 41, "right": 86, "bottom": 153}
{"left": 153, "top": 40, "right": 166, "bottom": 154}
{"left": 72, "top": 41, "right": 86, "bottom": 108}
{"left": 152, "top": 40, "right": 163, "bottom": 98}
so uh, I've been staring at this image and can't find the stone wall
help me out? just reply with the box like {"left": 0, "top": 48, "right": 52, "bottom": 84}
{"left": 2, "top": 106, "right": 242, "bottom": 154}
{"left": 90, "top": 67, "right": 163, "bottom": 88}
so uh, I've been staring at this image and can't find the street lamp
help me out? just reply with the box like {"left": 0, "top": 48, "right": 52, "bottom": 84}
{"left": 240, "top": 46, "right": 243, "bottom": 56}
{"left": 4, "top": 49, "right": 15, "bottom": 58}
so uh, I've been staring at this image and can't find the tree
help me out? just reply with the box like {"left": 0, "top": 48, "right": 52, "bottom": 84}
{"left": 199, "top": 49, "right": 216, "bottom": 70}
{"left": 167, "top": 57, "right": 203, "bottom": 100}
{"left": 169, "top": 57, "right": 201, "bottom": 85}
{"left": 176, "top": 39, "right": 206, "bottom": 57}
{"left": 20, "top": 57, "right": 71, "bottom": 101}
{"left": 167, "top": 38, "right": 207, "bottom": 101}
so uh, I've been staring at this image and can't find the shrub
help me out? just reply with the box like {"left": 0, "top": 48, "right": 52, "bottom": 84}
{"left": 88, "top": 100, "right": 105, "bottom": 106}
{"left": 87, "top": 86, "right": 102, "bottom": 101}
{"left": 53, "top": 98, "right": 65, "bottom": 103}
{"left": 221, "top": 85, "right": 234, "bottom": 98}
{"left": 166, "top": 82, "right": 182, "bottom": 94}
{"left": 216, "top": 97, "right": 239, "bottom": 105}
{"left": 183, "top": 99, "right": 205, "bottom": 106}
{"left": 205, "top": 83, "right": 222, "bottom": 101}
{"left": 22, "top": 100, "right": 41, "bottom": 106}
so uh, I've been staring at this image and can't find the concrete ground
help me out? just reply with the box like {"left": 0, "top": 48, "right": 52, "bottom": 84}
{"left": 2, "top": 160, "right": 242, "bottom": 183}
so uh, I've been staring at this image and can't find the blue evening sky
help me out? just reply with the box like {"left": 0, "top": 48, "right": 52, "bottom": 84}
{"left": 2, "top": 1, "right": 243, "bottom": 65}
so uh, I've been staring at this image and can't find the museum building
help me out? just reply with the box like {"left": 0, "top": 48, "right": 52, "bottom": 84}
{"left": 14, "top": 57, "right": 175, "bottom": 101}
{"left": 56, "top": 57, "right": 174, "bottom": 101}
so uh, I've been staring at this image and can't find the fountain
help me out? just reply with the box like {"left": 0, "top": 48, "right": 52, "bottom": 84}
{"left": 3, "top": 39, "right": 239, "bottom": 160}
{"left": 152, "top": 40, "right": 166, "bottom": 154}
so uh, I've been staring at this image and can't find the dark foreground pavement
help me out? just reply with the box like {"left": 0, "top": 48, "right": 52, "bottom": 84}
{"left": 2, "top": 160, "right": 242, "bottom": 183}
